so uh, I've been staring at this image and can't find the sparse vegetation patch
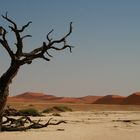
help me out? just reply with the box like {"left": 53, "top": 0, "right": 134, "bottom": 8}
{"left": 42, "top": 108, "right": 54, "bottom": 113}
{"left": 53, "top": 106, "right": 72, "bottom": 112}
{"left": 19, "top": 108, "right": 41, "bottom": 116}
{"left": 42, "top": 106, "right": 72, "bottom": 114}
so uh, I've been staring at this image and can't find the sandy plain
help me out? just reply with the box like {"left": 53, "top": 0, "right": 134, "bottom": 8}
{"left": 1, "top": 104, "right": 140, "bottom": 140}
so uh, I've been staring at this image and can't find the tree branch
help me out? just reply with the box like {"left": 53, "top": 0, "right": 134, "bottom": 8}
{"left": 2, "top": 12, "right": 17, "bottom": 29}
{"left": 21, "top": 35, "right": 32, "bottom": 40}
{"left": 2, "top": 13, "right": 22, "bottom": 57}
{"left": 2, "top": 13, "right": 32, "bottom": 58}
{"left": 40, "top": 55, "right": 50, "bottom": 61}
{"left": 0, "top": 26, "right": 14, "bottom": 59}
{"left": 47, "top": 22, "right": 73, "bottom": 53}
{"left": 18, "top": 21, "right": 32, "bottom": 32}
{"left": 50, "top": 45, "right": 74, "bottom": 53}
{"left": 50, "top": 22, "right": 73, "bottom": 45}
{"left": 46, "top": 29, "right": 54, "bottom": 42}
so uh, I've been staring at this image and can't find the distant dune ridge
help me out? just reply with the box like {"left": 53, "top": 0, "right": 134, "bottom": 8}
{"left": 122, "top": 92, "right": 140, "bottom": 105}
{"left": 8, "top": 92, "right": 140, "bottom": 105}
{"left": 94, "top": 95, "right": 125, "bottom": 104}
{"left": 8, "top": 92, "right": 102, "bottom": 103}
{"left": 14, "top": 92, "right": 57, "bottom": 100}
{"left": 94, "top": 92, "right": 140, "bottom": 105}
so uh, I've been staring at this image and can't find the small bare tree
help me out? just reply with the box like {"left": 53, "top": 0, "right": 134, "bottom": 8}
{"left": 0, "top": 13, "right": 73, "bottom": 131}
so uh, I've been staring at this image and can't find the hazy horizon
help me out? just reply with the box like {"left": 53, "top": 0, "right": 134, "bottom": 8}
{"left": 1, "top": 0, "right": 140, "bottom": 97}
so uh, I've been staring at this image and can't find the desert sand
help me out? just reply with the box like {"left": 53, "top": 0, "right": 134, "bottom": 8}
{"left": 0, "top": 110, "right": 140, "bottom": 140}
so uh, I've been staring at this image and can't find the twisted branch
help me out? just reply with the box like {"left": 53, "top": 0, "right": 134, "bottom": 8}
{"left": 2, "top": 115, "right": 66, "bottom": 131}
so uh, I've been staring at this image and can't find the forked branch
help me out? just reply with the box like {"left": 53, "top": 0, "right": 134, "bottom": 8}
{"left": 0, "top": 12, "right": 73, "bottom": 65}
{"left": 0, "top": 26, "right": 14, "bottom": 59}
{"left": 20, "top": 21, "right": 73, "bottom": 65}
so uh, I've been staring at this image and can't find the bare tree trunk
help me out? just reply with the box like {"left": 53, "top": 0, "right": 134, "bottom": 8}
{"left": 0, "top": 60, "right": 20, "bottom": 131}
{"left": 0, "top": 90, "right": 8, "bottom": 131}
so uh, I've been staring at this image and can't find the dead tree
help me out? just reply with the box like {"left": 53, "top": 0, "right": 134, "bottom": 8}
{"left": 0, "top": 12, "right": 73, "bottom": 131}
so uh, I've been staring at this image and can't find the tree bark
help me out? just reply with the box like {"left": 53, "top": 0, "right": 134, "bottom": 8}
{"left": 0, "top": 60, "right": 20, "bottom": 131}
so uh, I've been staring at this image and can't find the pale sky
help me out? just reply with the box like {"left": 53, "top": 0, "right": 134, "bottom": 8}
{"left": 0, "top": 0, "right": 140, "bottom": 97}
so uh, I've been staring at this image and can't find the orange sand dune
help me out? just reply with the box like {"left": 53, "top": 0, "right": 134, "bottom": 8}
{"left": 8, "top": 91, "right": 140, "bottom": 105}
{"left": 94, "top": 95, "right": 125, "bottom": 104}
{"left": 78, "top": 96, "right": 102, "bottom": 103}
{"left": 122, "top": 92, "right": 140, "bottom": 105}
{"left": 8, "top": 92, "right": 102, "bottom": 104}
